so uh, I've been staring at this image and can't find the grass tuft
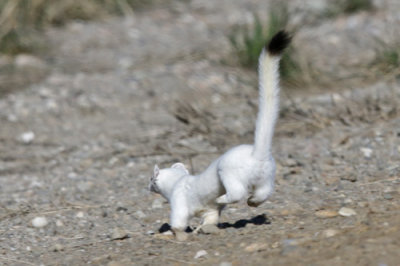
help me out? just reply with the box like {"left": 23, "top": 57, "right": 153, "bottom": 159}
{"left": 373, "top": 45, "right": 400, "bottom": 76}
{"left": 229, "top": 3, "right": 300, "bottom": 82}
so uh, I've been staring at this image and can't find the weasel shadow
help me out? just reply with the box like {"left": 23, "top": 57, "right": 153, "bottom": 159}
{"left": 158, "top": 214, "right": 270, "bottom": 233}
{"left": 217, "top": 214, "right": 271, "bottom": 229}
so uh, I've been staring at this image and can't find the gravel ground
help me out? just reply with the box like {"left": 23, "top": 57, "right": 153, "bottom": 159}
{"left": 0, "top": 1, "right": 399, "bottom": 265}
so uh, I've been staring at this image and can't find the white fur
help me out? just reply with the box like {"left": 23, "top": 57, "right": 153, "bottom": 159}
{"left": 149, "top": 47, "right": 282, "bottom": 235}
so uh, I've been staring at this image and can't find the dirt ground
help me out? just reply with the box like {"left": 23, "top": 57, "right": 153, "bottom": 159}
{"left": 0, "top": 0, "right": 399, "bottom": 265}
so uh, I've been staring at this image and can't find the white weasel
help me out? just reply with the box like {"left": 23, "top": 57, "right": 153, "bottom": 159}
{"left": 149, "top": 31, "right": 291, "bottom": 239}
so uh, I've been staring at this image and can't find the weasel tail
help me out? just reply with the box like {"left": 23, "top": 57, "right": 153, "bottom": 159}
{"left": 252, "top": 31, "right": 291, "bottom": 160}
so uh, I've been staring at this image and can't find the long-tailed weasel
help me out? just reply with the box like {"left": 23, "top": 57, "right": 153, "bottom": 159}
{"left": 149, "top": 31, "right": 291, "bottom": 240}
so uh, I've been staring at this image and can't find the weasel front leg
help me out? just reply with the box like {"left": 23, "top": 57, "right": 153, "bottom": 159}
{"left": 170, "top": 198, "right": 190, "bottom": 241}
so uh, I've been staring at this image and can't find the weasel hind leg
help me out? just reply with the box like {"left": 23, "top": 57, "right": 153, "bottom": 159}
{"left": 216, "top": 176, "right": 247, "bottom": 204}
{"left": 247, "top": 183, "right": 273, "bottom": 207}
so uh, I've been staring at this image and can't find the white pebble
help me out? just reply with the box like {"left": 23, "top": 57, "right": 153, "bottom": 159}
{"left": 244, "top": 243, "right": 268, "bottom": 252}
{"left": 32, "top": 217, "right": 48, "bottom": 228}
{"left": 76, "top": 211, "right": 85, "bottom": 218}
{"left": 360, "top": 147, "right": 372, "bottom": 158}
{"left": 56, "top": 220, "right": 64, "bottom": 227}
{"left": 338, "top": 207, "right": 357, "bottom": 217}
{"left": 15, "top": 54, "right": 46, "bottom": 69}
{"left": 67, "top": 172, "right": 78, "bottom": 179}
{"left": 20, "top": 131, "right": 35, "bottom": 144}
{"left": 194, "top": 250, "right": 208, "bottom": 259}
{"left": 322, "top": 229, "right": 339, "bottom": 238}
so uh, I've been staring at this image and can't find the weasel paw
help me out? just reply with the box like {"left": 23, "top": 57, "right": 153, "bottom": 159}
{"left": 173, "top": 230, "right": 189, "bottom": 241}
{"left": 247, "top": 198, "right": 263, "bottom": 207}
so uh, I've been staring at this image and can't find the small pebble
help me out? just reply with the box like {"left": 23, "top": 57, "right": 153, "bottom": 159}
{"left": 55, "top": 220, "right": 64, "bottom": 227}
{"left": 76, "top": 211, "right": 85, "bottom": 218}
{"left": 77, "top": 181, "right": 93, "bottom": 192}
{"left": 111, "top": 228, "right": 128, "bottom": 240}
{"left": 15, "top": 54, "right": 47, "bottom": 69}
{"left": 344, "top": 198, "right": 353, "bottom": 204}
{"left": 271, "top": 242, "right": 280, "bottom": 249}
{"left": 383, "top": 193, "right": 393, "bottom": 200}
{"left": 360, "top": 147, "right": 372, "bottom": 158}
{"left": 220, "top": 262, "right": 232, "bottom": 266}
{"left": 322, "top": 229, "right": 339, "bottom": 238}
{"left": 146, "top": 230, "right": 155, "bottom": 235}
{"left": 341, "top": 174, "right": 357, "bottom": 182}
{"left": 315, "top": 210, "right": 338, "bottom": 218}
{"left": 19, "top": 131, "right": 35, "bottom": 144}
{"left": 244, "top": 243, "right": 268, "bottom": 252}
{"left": 283, "top": 158, "right": 298, "bottom": 167}
{"left": 338, "top": 207, "right": 356, "bottom": 217}
{"left": 199, "top": 224, "right": 219, "bottom": 235}
{"left": 194, "top": 250, "right": 208, "bottom": 259}
{"left": 67, "top": 172, "right": 78, "bottom": 179}
{"left": 52, "top": 244, "right": 64, "bottom": 252}
{"left": 32, "top": 217, "right": 48, "bottom": 228}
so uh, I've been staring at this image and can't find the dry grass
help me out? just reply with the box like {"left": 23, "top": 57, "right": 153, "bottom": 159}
{"left": 229, "top": 3, "right": 301, "bottom": 84}
{"left": 0, "top": 0, "right": 156, "bottom": 54}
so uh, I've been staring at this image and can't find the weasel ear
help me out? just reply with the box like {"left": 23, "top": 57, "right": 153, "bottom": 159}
{"left": 153, "top": 164, "right": 160, "bottom": 177}
{"left": 171, "top": 163, "right": 189, "bottom": 174}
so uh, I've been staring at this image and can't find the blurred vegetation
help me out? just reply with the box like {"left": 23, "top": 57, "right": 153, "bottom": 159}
{"left": 324, "top": 0, "right": 374, "bottom": 17}
{"left": 229, "top": 3, "right": 300, "bottom": 83}
{"left": 373, "top": 45, "right": 400, "bottom": 76}
{"left": 0, "top": 0, "right": 155, "bottom": 54}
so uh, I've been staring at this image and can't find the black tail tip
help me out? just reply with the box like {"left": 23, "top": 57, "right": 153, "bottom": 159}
{"left": 266, "top": 30, "right": 292, "bottom": 55}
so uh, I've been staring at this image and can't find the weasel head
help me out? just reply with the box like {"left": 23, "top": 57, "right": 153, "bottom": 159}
{"left": 149, "top": 163, "right": 189, "bottom": 196}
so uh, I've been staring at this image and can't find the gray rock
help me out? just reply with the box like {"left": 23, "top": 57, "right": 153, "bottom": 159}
{"left": 111, "top": 228, "right": 128, "bottom": 240}
{"left": 199, "top": 224, "right": 219, "bottom": 235}
{"left": 383, "top": 193, "right": 393, "bottom": 200}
